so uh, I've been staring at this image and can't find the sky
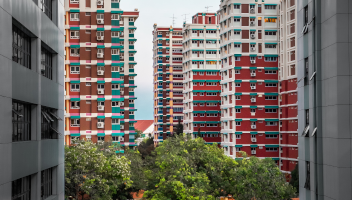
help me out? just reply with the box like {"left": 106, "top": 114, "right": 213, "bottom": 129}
{"left": 121, "top": 0, "right": 220, "bottom": 120}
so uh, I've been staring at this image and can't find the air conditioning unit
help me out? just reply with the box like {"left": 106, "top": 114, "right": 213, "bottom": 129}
{"left": 98, "top": 106, "right": 104, "bottom": 111}
{"left": 97, "top": 53, "right": 104, "bottom": 58}
{"left": 251, "top": 150, "right": 256, "bottom": 154}
{"left": 251, "top": 98, "right": 256, "bottom": 103}
{"left": 250, "top": 8, "right": 255, "bottom": 14}
{"left": 97, "top": 70, "right": 104, "bottom": 75}
{"left": 97, "top": 36, "right": 104, "bottom": 41}
{"left": 98, "top": 89, "right": 104, "bottom": 94}
{"left": 97, "top": 122, "right": 104, "bottom": 128}
{"left": 97, "top": 19, "right": 104, "bottom": 24}
{"left": 251, "top": 125, "right": 256, "bottom": 129}
{"left": 251, "top": 34, "right": 255, "bottom": 39}
{"left": 97, "top": 0, "right": 104, "bottom": 5}
{"left": 251, "top": 138, "right": 257, "bottom": 142}
{"left": 119, "top": 137, "right": 124, "bottom": 141}
{"left": 251, "top": 73, "right": 256, "bottom": 77}
{"left": 251, "top": 86, "right": 256, "bottom": 90}
{"left": 251, "top": 60, "right": 256, "bottom": 64}
{"left": 250, "top": 21, "right": 255, "bottom": 26}
{"left": 251, "top": 47, "right": 256, "bottom": 52}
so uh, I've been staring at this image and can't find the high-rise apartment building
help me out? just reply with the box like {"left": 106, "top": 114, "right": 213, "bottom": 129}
{"left": 279, "top": 0, "right": 298, "bottom": 175}
{"left": 64, "top": 0, "right": 139, "bottom": 150}
{"left": 298, "top": 0, "right": 352, "bottom": 199}
{"left": 0, "top": 0, "right": 64, "bottom": 198}
{"left": 219, "top": 0, "right": 280, "bottom": 161}
{"left": 152, "top": 25, "right": 183, "bottom": 144}
{"left": 182, "top": 13, "right": 222, "bottom": 144}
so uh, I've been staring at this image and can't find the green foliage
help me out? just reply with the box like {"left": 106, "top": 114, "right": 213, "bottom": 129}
{"left": 137, "top": 138, "right": 155, "bottom": 159}
{"left": 142, "top": 134, "right": 296, "bottom": 200}
{"left": 65, "top": 140, "right": 131, "bottom": 200}
{"left": 289, "top": 164, "right": 299, "bottom": 195}
{"left": 174, "top": 118, "right": 183, "bottom": 136}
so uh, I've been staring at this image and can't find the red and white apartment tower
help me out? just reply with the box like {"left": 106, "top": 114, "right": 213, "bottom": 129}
{"left": 64, "top": 0, "right": 139, "bottom": 150}
{"left": 219, "top": 0, "right": 281, "bottom": 163}
{"left": 182, "top": 13, "right": 222, "bottom": 144}
{"left": 278, "top": 0, "right": 298, "bottom": 174}
{"left": 152, "top": 25, "right": 184, "bottom": 145}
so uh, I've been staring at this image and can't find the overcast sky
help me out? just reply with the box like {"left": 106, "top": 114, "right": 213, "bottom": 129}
{"left": 121, "top": 0, "right": 220, "bottom": 120}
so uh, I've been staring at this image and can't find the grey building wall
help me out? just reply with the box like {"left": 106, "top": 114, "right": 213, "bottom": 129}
{"left": 298, "top": 0, "right": 352, "bottom": 200}
{"left": 0, "top": 0, "right": 64, "bottom": 199}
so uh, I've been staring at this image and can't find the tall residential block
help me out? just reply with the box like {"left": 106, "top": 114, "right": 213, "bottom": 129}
{"left": 219, "top": 0, "right": 281, "bottom": 162}
{"left": 152, "top": 25, "right": 184, "bottom": 144}
{"left": 64, "top": 0, "right": 139, "bottom": 150}
{"left": 182, "top": 13, "right": 222, "bottom": 144}
{"left": 298, "top": 0, "right": 352, "bottom": 199}
{"left": 279, "top": 0, "right": 298, "bottom": 175}
{"left": 0, "top": 0, "right": 64, "bottom": 198}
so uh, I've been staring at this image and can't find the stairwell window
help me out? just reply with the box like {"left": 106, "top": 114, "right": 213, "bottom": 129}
{"left": 12, "top": 175, "right": 31, "bottom": 200}
{"left": 41, "top": 167, "right": 53, "bottom": 199}
{"left": 40, "top": 0, "right": 52, "bottom": 20}
{"left": 12, "top": 101, "right": 32, "bottom": 142}
{"left": 41, "top": 46, "right": 53, "bottom": 80}
{"left": 12, "top": 25, "right": 32, "bottom": 69}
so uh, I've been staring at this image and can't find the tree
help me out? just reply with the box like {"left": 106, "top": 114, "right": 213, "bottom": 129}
{"left": 289, "top": 164, "right": 299, "bottom": 195}
{"left": 135, "top": 129, "right": 143, "bottom": 141}
{"left": 142, "top": 134, "right": 296, "bottom": 200}
{"left": 197, "top": 127, "right": 202, "bottom": 138}
{"left": 174, "top": 118, "right": 183, "bottom": 136}
{"left": 137, "top": 138, "right": 155, "bottom": 159}
{"left": 65, "top": 140, "right": 131, "bottom": 200}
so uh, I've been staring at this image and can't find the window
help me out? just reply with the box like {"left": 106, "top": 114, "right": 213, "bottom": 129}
{"left": 12, "top": 101, "right": 31, "bottom": 142}
{"left": 266, "top": 147, "right": 278, "bottom": 152}
{"left": 85, "top": 12, "right": 91, "bottom": 16}
{"left": 304, "top": 161, "right": 310, "bottom": 190}
{"left": 265, "top": 109, "right": 277, "bottom": 113}
{"left": 70, "top": 31, "right": 80, "bottom": 39}
{"left": 236, "top": 122, "right": 241, "bottom": 126}
{"left": 70, "top": 0, "right": 79, "bottom": 3}
{"left": 97, "top": 31, "right": 104, "bottom": 37}
{"left": 40, "top": 0, "right": 52, "bottom": 19}
{"left": 41, "top": 46, "right": 53, "bottom": 80}
{"left": 70, "top": 119, "right": 80, "bottom": 127}
{"left": 304, "top": 58, "right": 309, "bottom": 85}
{"left": 236, "top": 135, "right": 241, "bottom": 139}
{"left": 264, "top": 57, "right": 277, "bottom": 62}
{"left": 265, "top": 96, "right": 277, "bottom": 100}
{"left": 71, "top": 101, "right": 80, "bottom": 108}
{"left": 97, "top": 14, "right": 104, "bottom": 20}
{"left": 304, "top": 6, "right": 309, "bottom": 24}
{"left": 12, "top": 25, "right": 31, "bottom": 69}
{"left": 265, "top": 70, "right": 276, "bottom": 74}
{"left": 266, "top": 134, "right": 278, "bottom": 138}
{"left": 265, "top": 18, "right": 277, "bottom": 23}
{"left": 265, "top": 83, "right": 277, "bottom": 87}
{"left": 70, "top": 48, "right": 80, "bottom": 57}
{"left": 12, "top": 175, "right": 31, "bottom": 200}
{"left": 234, "top": 18, "right": 240, "bottom": 22}
{"left": 235, "top": 109, "right": 241, "bottom": 113}
{"left": 111, "top": 14, "right": 120, "bottom": 20}
{"left": 41, "top": 107, "right": 60, "bottom": 139}
{"left": 111, "top": 31, "right": 119, "bottom": 37}
{"left": 111, "top": 84, "right": 119, "bottom": 90}
{"left": 235, "top": 56, "right": 241, "bottom": 61}
{"left": 265, "top": 5, "right": 276, "bottom": 9}
{"left": 234, "top": 4, "right": 240, "bottom": 9}
{"left": 250, "top": 109, "right": 256, "bottom": 113}
{"left": 98, "top": 136, "right": 105, "bottom": 141}
{"left": 265, "top": 31, "right": 277, "bottom": 35}
{"left": 41, "top": 167, "right": 53, "bottom": 199}
{"left": 70, "top": 84, "right": 80, "bottom": 92}
{"left": 266, "top": 121, "right": 277, "bottom": 126}
{"left": 236, "top": 147, "right": 241, "bottom": 152}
